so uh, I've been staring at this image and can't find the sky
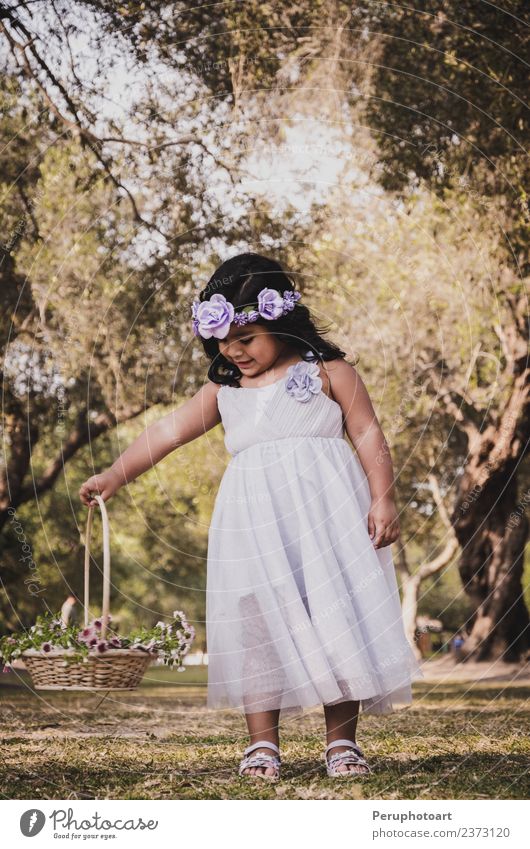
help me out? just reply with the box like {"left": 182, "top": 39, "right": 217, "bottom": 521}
{"left": 20, "top": 1, "right": 374, "bottom": 223}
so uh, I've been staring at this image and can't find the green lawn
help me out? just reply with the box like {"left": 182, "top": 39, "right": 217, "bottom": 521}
{"left": 1, "top": 665, "right": 528, "bottom": 800}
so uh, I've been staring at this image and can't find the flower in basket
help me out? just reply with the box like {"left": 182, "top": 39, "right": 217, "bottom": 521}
{"left": 125, "top": 610, "right": 196, "bottom": 670}
{"left": 0, "top": 608, "right": 195, "bottom": 671}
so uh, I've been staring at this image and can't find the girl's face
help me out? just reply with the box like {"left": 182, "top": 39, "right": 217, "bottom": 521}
{"left": 218, "top": 324, "right": 289, "bottom": 376}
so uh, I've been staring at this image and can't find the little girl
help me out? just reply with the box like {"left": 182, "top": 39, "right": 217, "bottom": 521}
{"left": 79, "top": 252, "right": 424, "bottom": 781}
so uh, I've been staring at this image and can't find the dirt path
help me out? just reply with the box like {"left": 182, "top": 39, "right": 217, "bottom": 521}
{"left": 419, "top": 655, "right": 530, "bottom": 684}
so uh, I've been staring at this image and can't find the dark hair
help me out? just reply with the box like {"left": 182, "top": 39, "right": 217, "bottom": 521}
{"left": 195, "top": 252, "right": 351, "bottom": 387}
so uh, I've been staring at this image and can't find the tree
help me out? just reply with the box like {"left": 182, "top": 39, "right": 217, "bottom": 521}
{"left": 1, "top": 0, "right": 352, "bottom": 626}
{"left": 396, "top": 450, "right": 460, "bottom": 659}
{"left": 362, "top": 0, "right": 530, "bottom": 660}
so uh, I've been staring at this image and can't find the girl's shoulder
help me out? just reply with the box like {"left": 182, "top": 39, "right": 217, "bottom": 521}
{"left": 319, "top": 359, "right": 377, "bottom": 425}
{"left": 318, "top": 358, "right": 356, "bottom": 404}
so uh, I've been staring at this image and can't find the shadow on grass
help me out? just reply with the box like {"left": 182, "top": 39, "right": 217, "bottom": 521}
{"left": 1, "top": 672, "right": 529, "bottom": 800}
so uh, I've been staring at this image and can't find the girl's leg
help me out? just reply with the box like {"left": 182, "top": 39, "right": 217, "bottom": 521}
{"left": 323, "top": 700, "right": 368, "bottom": 774}
{"left": 243, "top": 709, "right": 281, "bottom": 776}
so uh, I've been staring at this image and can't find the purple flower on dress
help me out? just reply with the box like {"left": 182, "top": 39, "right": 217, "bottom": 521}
{"left": 257, "top": 288, "right": 285, "bottom": 320}
{"left": 193, "top": 293, "right": 235, "bottom": 340}
{"left": 285, "top": 361, "right": 322, "bottom": 402}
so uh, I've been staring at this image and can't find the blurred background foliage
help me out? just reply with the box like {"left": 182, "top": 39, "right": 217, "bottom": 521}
{"left": 1, "top": 1, "right": 528, "bottom": 660}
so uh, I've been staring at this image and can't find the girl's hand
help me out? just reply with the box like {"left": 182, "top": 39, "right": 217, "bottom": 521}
{"left": 79, "top": 469, "right": 123, "bottom": 507}
{"left": 367, "top": 496, "right": 400, "bottom": 549}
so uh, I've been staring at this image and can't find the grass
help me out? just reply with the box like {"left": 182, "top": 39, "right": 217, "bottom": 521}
{"left": 1, "top": 665, "right": 529, "bottom": 800}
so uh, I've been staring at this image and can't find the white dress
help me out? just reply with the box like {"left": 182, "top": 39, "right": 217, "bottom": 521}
{"left": 206, "top": 356, "right": 424, "bottom": 717}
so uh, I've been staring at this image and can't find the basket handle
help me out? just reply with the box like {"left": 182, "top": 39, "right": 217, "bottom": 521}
{"left": 83, "top": 494, "right": 111, "bottom": 640}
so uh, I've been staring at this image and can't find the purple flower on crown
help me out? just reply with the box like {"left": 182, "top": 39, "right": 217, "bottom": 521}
{"left": 192, "top": 293, "right": 235, "bottom": 339}
{"left": 191, "top": 287, "right": 303, "bottom": 339}
{"left": 282, "top": 291, "right": 301, "bottom": 312}
{"left": 233, "top": 309, "right": 259, "bottom": 326}
{"left": 191, "top": 297, "right": 201, "bottom": 337}
{"left": 285, "top": 360, "right": 322, "bottom": 402}
{"left": 232, "top": 312, "right": 246, "bottom": 327}
{"left": 257, "top": 288, "right": 285, "bottom": 320}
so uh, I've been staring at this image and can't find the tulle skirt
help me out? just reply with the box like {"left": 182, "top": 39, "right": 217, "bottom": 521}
{"left": 206, "top": 436, "right": 424, "bottom": 716}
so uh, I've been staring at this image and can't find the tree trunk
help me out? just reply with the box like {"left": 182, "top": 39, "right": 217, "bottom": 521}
{"left": 439, "top": 289, "right": 530, "bottom": 663}
{"left": 399, "top": 569, "right": 422, "bottom": 660}
{"left": 452, "top": 459, "right": 530, "bottom": 662}
{"left": 396, "top": 511, "right": 459, "bottom": 662}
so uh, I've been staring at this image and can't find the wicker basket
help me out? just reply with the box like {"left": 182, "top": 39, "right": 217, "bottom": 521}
{"left": 22, "top": 494, "right": 153, "bottom": 691}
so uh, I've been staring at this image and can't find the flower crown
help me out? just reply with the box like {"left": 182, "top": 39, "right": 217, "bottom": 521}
{"left": 191, "top": 288, "right": 301, "bottom": 340}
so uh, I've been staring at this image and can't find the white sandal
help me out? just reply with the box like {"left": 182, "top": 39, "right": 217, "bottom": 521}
{"left": 238, "top": 740, "right": 281, "bottom": 782}
{"left": 324, "top": 738, "right": 372, "bottom": 777}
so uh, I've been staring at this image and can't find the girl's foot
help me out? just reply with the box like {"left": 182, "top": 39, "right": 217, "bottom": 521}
{"left": 325, "top": 739, "right": 372, "bottom": 776}
{"left": 238, "top": 740, "right": 281, "bottom": 780}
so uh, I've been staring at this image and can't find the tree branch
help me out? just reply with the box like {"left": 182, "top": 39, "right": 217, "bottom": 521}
{"left": 0, "top": 11, "right": 165, "bottom": 235}
{"left": 417, "top": 536, "right": 460, "bottom": 581}
{"left": 14, "top": 400, "right": 152, "bottom": 508}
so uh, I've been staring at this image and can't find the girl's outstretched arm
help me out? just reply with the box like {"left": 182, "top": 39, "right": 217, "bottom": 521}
{"left": 79, "top": 381, "right": 221, "bottom": 506}
{"left": 322, "top": 360, "right": 400, "bottom": 549}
